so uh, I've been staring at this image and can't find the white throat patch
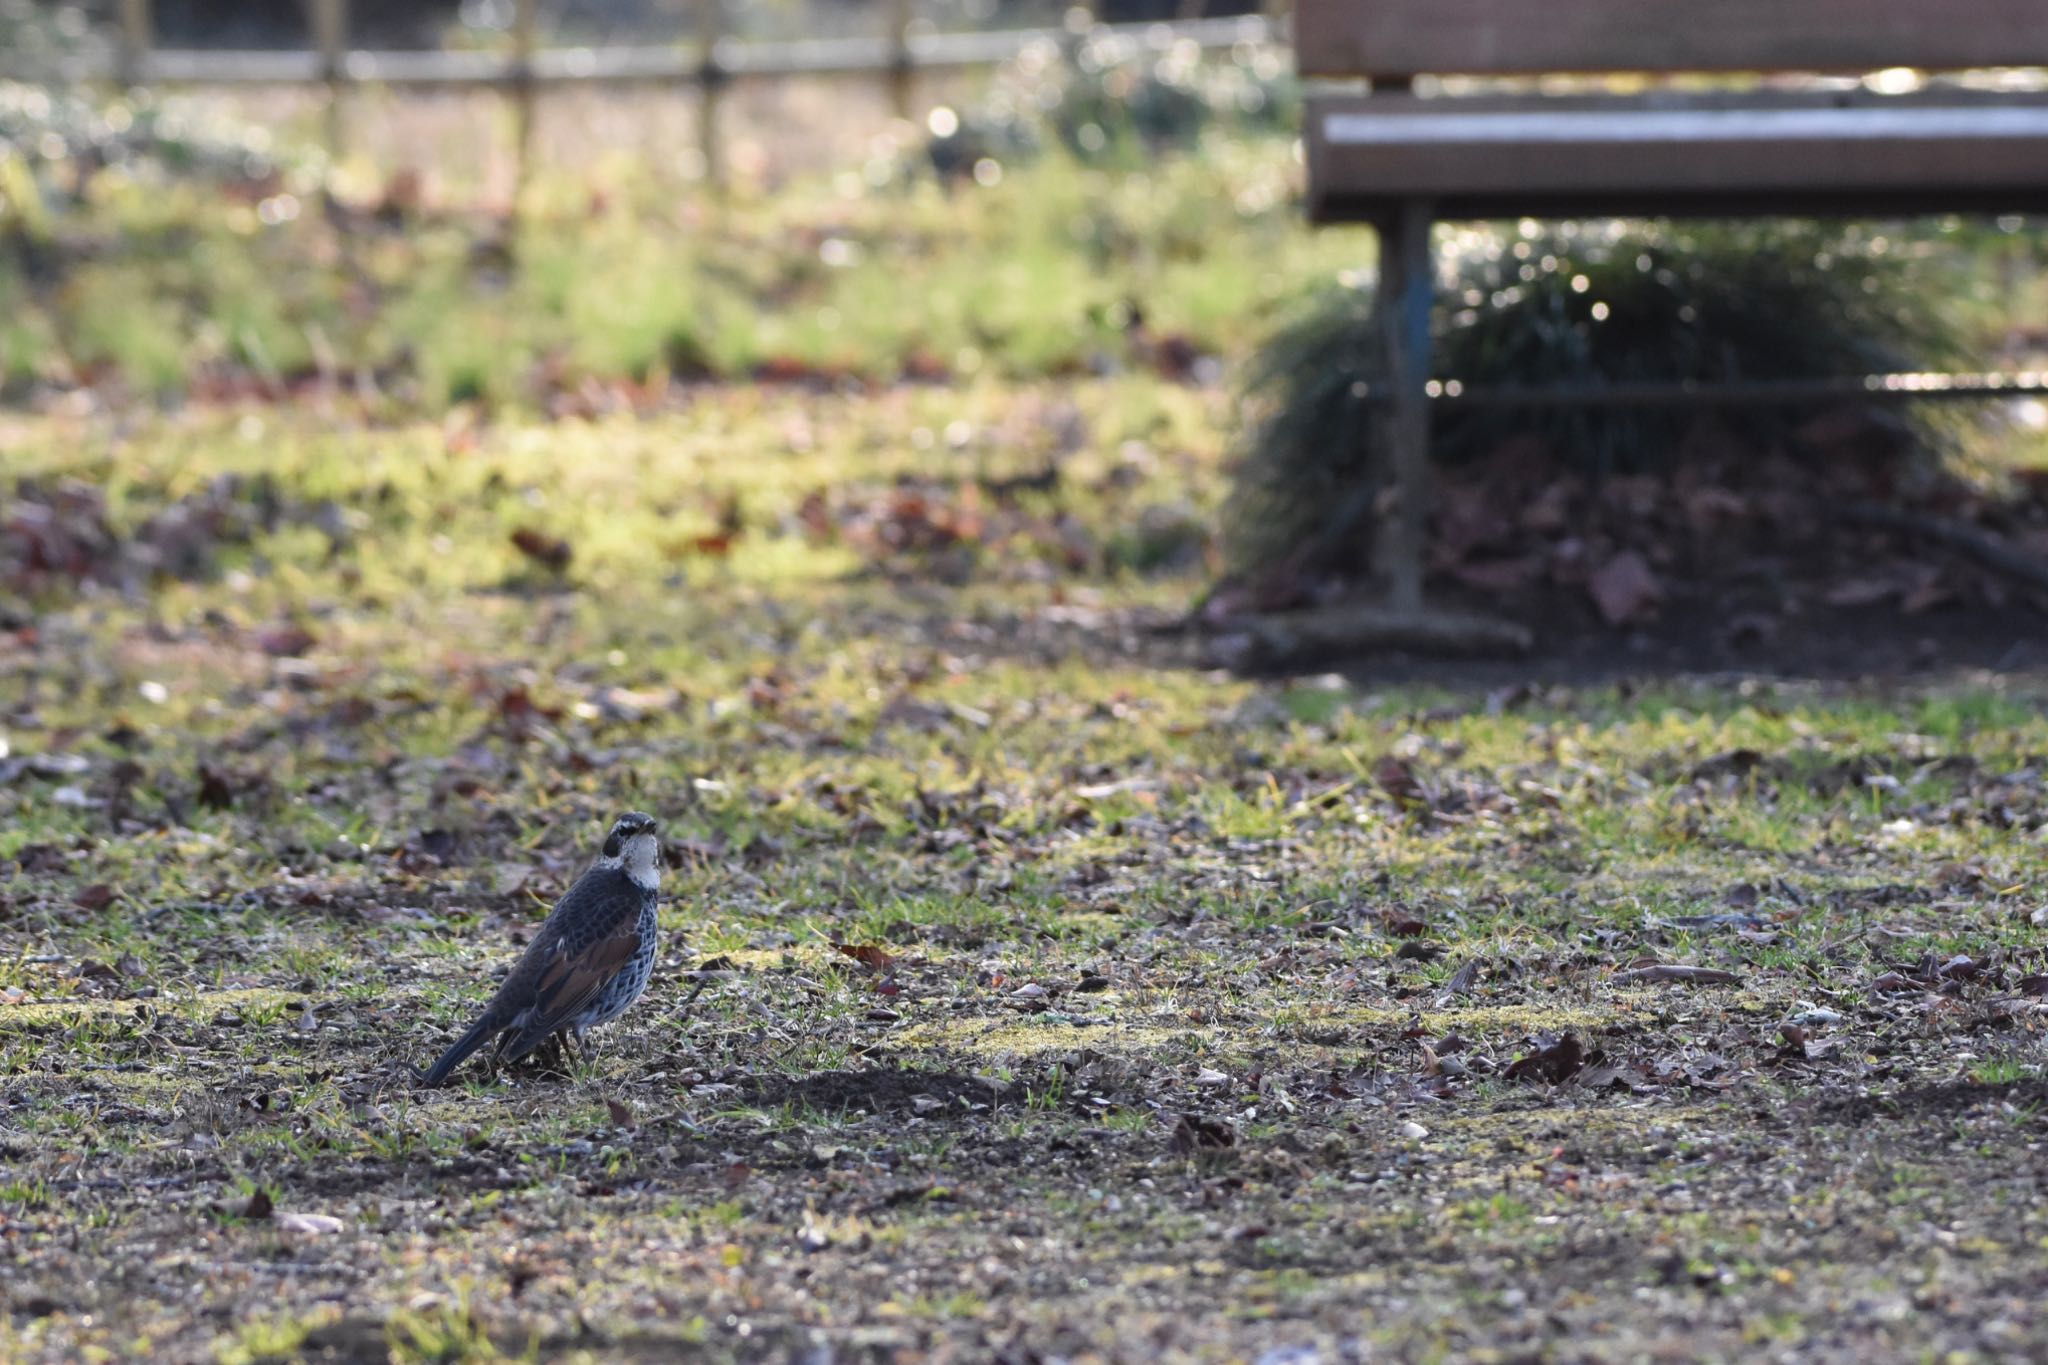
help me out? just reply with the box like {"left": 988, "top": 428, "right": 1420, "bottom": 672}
{"left": 601, "top": 832, "right": 662, "bottom": 890}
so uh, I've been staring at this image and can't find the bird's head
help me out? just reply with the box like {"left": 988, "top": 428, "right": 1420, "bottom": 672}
{"left": 598, "top": 811, "right": 662, "bottom": 889}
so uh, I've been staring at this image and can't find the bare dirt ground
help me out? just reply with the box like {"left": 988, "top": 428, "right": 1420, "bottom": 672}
{"left": 4, "top": 394, "right": 2047, "bottom": 1363}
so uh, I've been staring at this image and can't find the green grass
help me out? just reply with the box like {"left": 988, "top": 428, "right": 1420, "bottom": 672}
{"left": 0, "top": 122, "right": 1371, "bottom": 406}
{"left": 3, "top": 311, "right": 2048, "bottom": 1362}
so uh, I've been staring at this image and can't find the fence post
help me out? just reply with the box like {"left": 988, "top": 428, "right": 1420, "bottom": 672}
{"left": 117, "top": 0, "right": 151, "bottom": 86}
{"left": 310, "top": 0, "right": 347, "bottom": 163}
{"left": 697, "top": 0, "right": 725, "bottom": 189}
{"left": 886, "top": 0, "right": 914, "bottom": 121}
{"left": 512, "top": 0, "right": 539, "bottom": 196}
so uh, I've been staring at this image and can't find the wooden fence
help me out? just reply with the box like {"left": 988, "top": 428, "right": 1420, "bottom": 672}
{"left": 2, "top": 1, "right": 1285, "bottom": 184}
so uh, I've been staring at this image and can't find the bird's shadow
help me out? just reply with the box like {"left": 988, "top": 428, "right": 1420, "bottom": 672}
{"left": 404, "top": 1036, "right": 581, "bottom": 1091}
{"left": 736, "top": 1067, "right": 1022, "bottom": 1116}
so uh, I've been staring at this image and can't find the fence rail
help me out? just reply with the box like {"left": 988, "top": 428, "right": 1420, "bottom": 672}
{"left": 4, "top": 14, "right": 1281, "bottom": 88}
{"left": 2, "top": 1, "right": 1282, "bottom": 186}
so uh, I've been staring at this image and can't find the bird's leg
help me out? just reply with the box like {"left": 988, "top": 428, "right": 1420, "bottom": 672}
{"left": 525, "top": 1033, "right": 563, "bottom": 1075}
{"left": 559, "top": 1031, "right": 582, "bottom": 1070}
{"left": 678, "top": 974, "right": 710, "bottom": 1015}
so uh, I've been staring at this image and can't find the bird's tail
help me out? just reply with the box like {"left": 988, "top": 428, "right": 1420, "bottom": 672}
{"left": 422, "top": 1013, "right": 500, "bottom": 1086}
{"left": 495, "top": 1019, "right": 555, "bottom": 1068}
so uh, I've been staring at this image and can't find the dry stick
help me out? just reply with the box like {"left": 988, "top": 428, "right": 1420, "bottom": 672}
{"left": 885, "top": 0, "right": 915, "bottom": 121}
{"left": 1237, "top": 602, "right": 1535, "bottom": 660}
{"left": 675, "top": 971, "right": 713, "bottom": 1015}
{"left": 511, "top": 0, "right": 539, "bottom": 200}
{"left": 118, "top": 0, "right": 151, "bottom": 85}
{"left": 311, "top": 0, "right": 347, "bottom": 164}
{"left": 1612, "top": 964, "right": 1742, "bottom": 986}
{"left": 1841, "top": 501, "right": 2048, "bottom": 596}
{"left": 697, "top": 0, "right": 725, "bottom": 190}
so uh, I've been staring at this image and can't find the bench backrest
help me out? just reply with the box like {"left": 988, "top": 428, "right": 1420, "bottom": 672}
{"left": 1296, "top": 0, "right": 2048, "bottom": 81}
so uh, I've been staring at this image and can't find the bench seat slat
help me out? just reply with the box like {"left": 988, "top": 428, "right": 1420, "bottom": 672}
{"left": 1295, "top": 0, "right": 2048, "bottom": 80}
{"left": 1308, "top": 96, "right": 2048, "bottom": 221}
{"left": 1323, "top": 105, "right": 2048, "bottom": 145}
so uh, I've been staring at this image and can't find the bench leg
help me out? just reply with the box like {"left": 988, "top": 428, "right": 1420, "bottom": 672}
{"left": 1374, "top": 198, "right": 1435, "bottom": 614}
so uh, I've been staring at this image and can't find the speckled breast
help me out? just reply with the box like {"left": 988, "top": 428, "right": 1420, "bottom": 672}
{"left": 578, "top": 895, "right": 659, "bottom": 1031}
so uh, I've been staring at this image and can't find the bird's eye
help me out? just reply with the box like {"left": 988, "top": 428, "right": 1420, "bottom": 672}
{"left": 604, "top": 834, "right": 623, "bottom": 858}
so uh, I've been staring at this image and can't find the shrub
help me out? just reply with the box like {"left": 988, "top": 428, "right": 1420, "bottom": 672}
{"left": 920, "top": 29, "right": 1296, "bottom": 182}
{"left": 1224, "top": 221, "right": 1966, "bottom": 580}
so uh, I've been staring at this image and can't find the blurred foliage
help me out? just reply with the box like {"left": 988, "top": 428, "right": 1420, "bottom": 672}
{"left": 0, "top": 83, "right": 289, "bottom": 205}
{"left": 0, "top": 38, "right": 1355, "bottom": 405}
{"left": 1433, "top": 221, "right": 1967, "bottom": 468}
{"left": 0, "top": 1, "right": 284, "bottom": 191}
{"left": 0, "top": 0, "right": 96, "bottom": 58}
{"left": 1225, "top": 221, "right": 1976, "bottom": 580}
{"left": 922, "top": 30, "right": 1295, "bottom": 182}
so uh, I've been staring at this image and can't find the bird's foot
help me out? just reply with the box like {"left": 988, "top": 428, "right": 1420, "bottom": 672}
{"left": 530, "top": 1034, "right": 573, "bottom": 1077}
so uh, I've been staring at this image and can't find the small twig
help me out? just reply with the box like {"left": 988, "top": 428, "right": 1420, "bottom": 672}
{"left": 675, "top": 973, "right": 711, "bottom": 1015}
{"left": 1842, "top": 501, "right": 2048, "bottom": 595}
{"left": 1229, "top": 602, "right": 1535, "bottom": 664}
{"left": 1613, "top": 965, "right": 1742, "bottom": 986}
{"left": 45, "top": 1173, "right": 205, "bottom": 1191}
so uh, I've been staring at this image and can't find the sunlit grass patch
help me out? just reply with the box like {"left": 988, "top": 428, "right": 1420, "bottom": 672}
{"left": 1, "top": 383, "right": 2045, "bottom": 1363}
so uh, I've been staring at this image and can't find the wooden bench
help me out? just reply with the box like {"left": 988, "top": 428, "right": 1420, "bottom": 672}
{"left": 1297, "top": 0, "right": 2048, "bottom": 615}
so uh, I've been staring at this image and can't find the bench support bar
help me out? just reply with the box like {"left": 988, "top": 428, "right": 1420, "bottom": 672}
{"left": 1374, "top": 197, "right": 1436, "bottom": 614}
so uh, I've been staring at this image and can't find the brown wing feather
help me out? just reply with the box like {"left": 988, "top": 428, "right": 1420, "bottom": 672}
{"left": 535, "top": 930, "right": 641, "bottom": 1022}
{"left": 504, "top": 927, "right": 641, "bottom": 1048}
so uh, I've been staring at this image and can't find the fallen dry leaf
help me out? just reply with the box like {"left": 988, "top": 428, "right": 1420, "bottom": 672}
{"left": 1380, "top": 907, "right": 1429, "bottom": 937}
{"left": 1823, "top": 577, "right": 1898, "bottom": 608}
{"left": 1613, "top": 965, "right": 1742, "bottom": 987}
{"left": 834, "top": 943, "right": 898, "bottom": 971}
{"left": 1505, "top": 1033, "right": 1586, "bottom": 1085}
{"left": 1586, "top": 550, "right": 1662, "bottom": 626}
{"left": 493, "top": 863, "right": 539, "bottom": 896}
{"left": 1440, "top": 958, "right": 1481, "bottom": 999}
{"left": 510, "top": 527, "right": 573, "bottom": 573}
{"left": 1448, "top": 554, "right": 1544, "bottom": 593}
{"left": 257, "top": 623, "right": 317, "bottom": 657}
{"left": 1374, "top": 757, "right": 1430, "bottom": 811}
{"left": 1899, "top": 578, "right": 1953, "bottom": 615}
{"left": 1168, "top": 1114, "right": 1236, "bottom": 1153}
